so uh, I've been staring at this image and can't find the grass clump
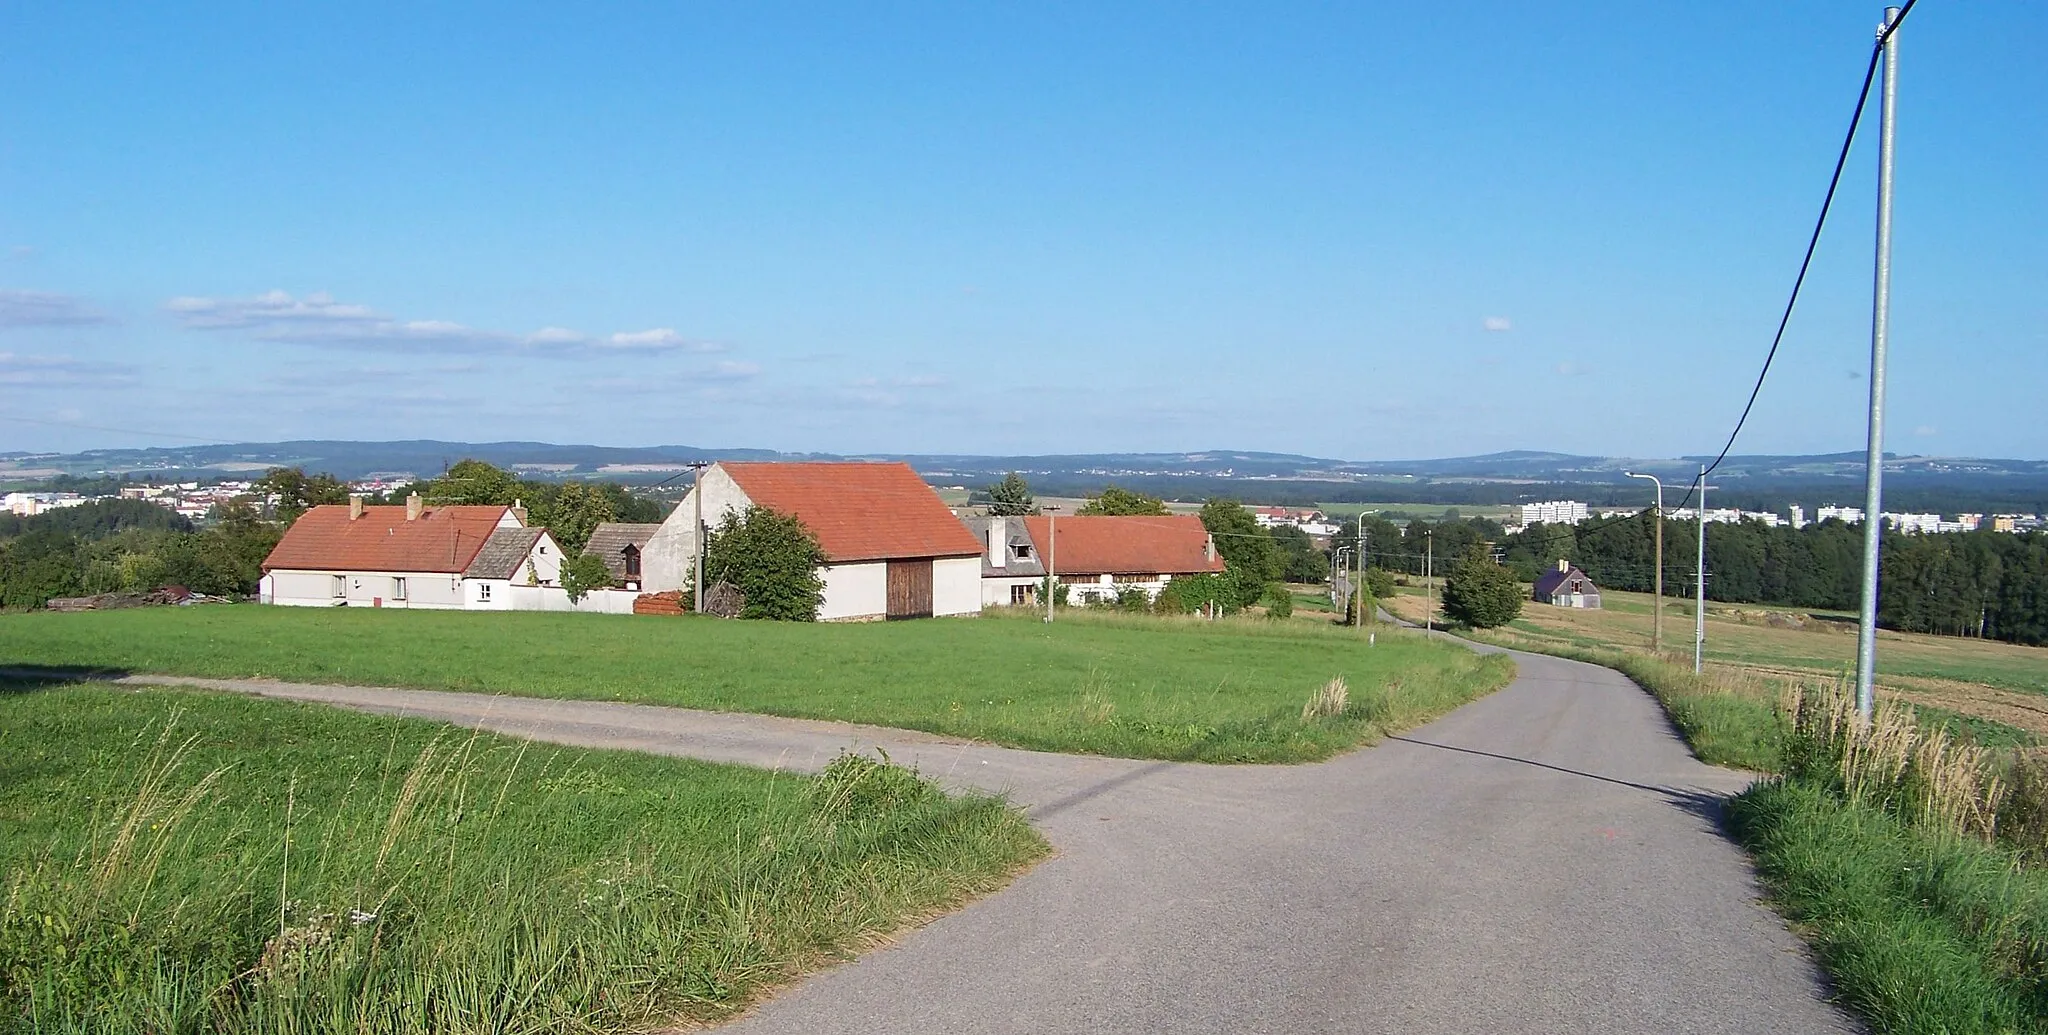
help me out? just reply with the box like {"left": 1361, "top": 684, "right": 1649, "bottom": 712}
{"left": 1302, "top": 677, "right": 1348, "bottom": 720}
{"left": 1728, "top": 683, "right": 2048, "bottom": 1034}
{"left": 0, "top": 605, "right": 1513, "bottom": 764}
{"left": 0, "top": 685, "right": 1045, "bottom": 1032}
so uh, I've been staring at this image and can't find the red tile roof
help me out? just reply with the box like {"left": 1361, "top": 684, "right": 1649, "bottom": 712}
{"left": 719, "top": 462, "right": 984, "bottom": 563}
{"left": 263, "top": 505, "right": 511, "bottom": 574}
{"left": 1019, "top": 515, "right": 1224, "bottom": 576}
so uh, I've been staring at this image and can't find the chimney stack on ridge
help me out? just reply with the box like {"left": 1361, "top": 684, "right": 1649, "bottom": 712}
{"left": 348, "top": 495, "right": 364, "bottom": 521}
{"left": 406, "top": 492, "right": 424, "bottom": 522}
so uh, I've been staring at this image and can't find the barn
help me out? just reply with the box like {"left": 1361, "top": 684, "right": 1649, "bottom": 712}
{"left": 640, "top": 461, "right": 983, "bottom": 620}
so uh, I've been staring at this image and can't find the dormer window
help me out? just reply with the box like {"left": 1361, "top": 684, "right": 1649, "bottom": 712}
{"left": 1012, "top": 544, "right": 1033, "bottom": 559}
{"left": 623, "top": 545, "right": 642, "bottom": 578}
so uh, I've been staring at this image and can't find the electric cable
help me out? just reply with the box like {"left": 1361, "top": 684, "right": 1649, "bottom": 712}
{"left": 1670, "top": 0, "right": 1918, "bottom": 513}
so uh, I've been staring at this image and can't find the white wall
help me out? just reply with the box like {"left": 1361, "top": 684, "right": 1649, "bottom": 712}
{"left": 504, "top": 585, "right": 639, "bottom": 614}
{"left": 516, "top": 531, "right": 565, "bottom": 586}
{"left": 933, "top": 555, "right": 982, "bottom": 617}
{"left": 266, "top": 569, "right": 467, "bottom": 609}
{"left": 819, "top": 561, "right": 887, "bottom": 621}
{"left": 981, "top": 574, "right": 1041, "bottom": 607}
{"left": 642, "top": 466, "right": 754, "bottom": 593}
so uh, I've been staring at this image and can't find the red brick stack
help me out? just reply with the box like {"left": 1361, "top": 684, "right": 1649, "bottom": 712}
{"left": 632, "top": 591, "right": 688, "bottom": 616}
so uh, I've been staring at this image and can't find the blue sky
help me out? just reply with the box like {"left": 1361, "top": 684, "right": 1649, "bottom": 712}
{"left": 2, "top": 2, "right": 2042, "bottom": 460}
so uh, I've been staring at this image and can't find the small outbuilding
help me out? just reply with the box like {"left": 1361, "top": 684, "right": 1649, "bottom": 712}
{"left": 1533, "top": 559, "right": 1602, "bottom": 609}
{"left": 583, "top": 522, "right": 662, "bottom": 591}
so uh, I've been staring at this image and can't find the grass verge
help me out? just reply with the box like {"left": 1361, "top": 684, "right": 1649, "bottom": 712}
{"left": 1727, "top": 685, "right": 2048, "bottom": 1034}
{"left": 0, "top": 606, "right": 1514, "bottom": 763}
{"left": 0, "top": 684, "right": 1046, "bottom": 1032}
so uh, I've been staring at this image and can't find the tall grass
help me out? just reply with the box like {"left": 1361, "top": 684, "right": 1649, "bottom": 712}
{"left": 1727, "top": 683, "right": 2048, "bottom": 1034}
{"left": 0, "top": 686, "right": 1045, "bottom": 1033}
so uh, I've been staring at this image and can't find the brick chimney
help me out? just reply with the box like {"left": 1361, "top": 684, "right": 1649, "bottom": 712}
{"left": 510, "top": 498, "right": 528, "bottom": 525}
{"left": 348, "top": 495, "right": 364, "bottom": 521}
{"left": 1205, "top": 534, "right": 1217, "bottom": 563}
{"left": 406, "top": 492, "right": 424, "bottom": 522}
{"left": 1557, "top": 558, "right": 1570, "bottom": 573}
{"left": 987, "top": 516, "right": 1006, "bottom": 568}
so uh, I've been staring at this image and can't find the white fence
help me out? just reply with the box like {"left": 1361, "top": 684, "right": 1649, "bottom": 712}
{"left": 503, "top": 586, "right": 640, "bottom": 615}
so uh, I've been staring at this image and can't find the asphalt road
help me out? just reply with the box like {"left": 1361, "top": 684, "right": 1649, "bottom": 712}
{"left": 8, "top": 648, "right": 1855, "bottom": 1033}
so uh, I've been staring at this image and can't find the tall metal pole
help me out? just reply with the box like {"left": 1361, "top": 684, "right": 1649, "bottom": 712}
{"left": 1044, "top": 506, "right": 1060, "bottom": 623}
{"left": 1356, "top": 518, "right": 1368, "bottom": 629}
{"left": 1694, "top": 466, "right": 1708, "bottom": 674}
{"left": 1626, "top": 472, "right": 1664, "bottom": 655}
{"left": 1855, "top": 6, "right": 1902, "bottom": 720}
{"left": 1424, "top": 530, "right": 1434, "bottom": 637}
{"left": 689, "top": 461, "right": 708, "bottom": 613}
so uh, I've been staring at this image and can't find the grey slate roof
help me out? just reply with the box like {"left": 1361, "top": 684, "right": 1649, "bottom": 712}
{"left": 583, "top": 522, "right": 661, "bottom": 579}
{"left": 1533, "top": 564, "right": 1597, "bottom": 601}
{"left": 957, "top": 515, "right": 1045, "bottom": 578}
{"left": 464, "top": 527, "right": 546, "bottom": 580}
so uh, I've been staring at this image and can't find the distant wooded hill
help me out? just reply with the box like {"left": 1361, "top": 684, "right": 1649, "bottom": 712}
{"left": 5, "top": 441, "right": 2045, "bottom": 515}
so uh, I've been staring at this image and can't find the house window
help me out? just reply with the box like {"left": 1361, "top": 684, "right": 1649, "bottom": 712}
{"left": 392, "top": 577, "right": 407, "bottom": 601}
{"left": 330, "top": 575, "right": 346, "bottom": 598}
{"left": 1058, "top": 574, "right": 1091, "bottom": 585}
{"left": 1009, "top": 584, "right": 1034, "bottom": 605}
{"left": 1116, "top": 573, "right": 1160, "bottom": 584}
{"left": 477, "top": 583, "right": 492, "bottom": 602}
{"left": 1012, "top": 544, "right": 1033, "bottom": 559}
{"left": 623, "top": 546, "right": 641, "bottom": 578}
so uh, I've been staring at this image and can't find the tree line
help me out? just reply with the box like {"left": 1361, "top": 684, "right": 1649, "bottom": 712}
{"left": 1492, "top": 513, "right": 2048, "bottom": 647}
{"left": 0, "top": 461, "right": 672, "bottom": 609}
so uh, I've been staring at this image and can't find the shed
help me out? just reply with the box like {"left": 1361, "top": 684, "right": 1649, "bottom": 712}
{"left": 1532, "top": 560, "right": 1602, "bottom": 609}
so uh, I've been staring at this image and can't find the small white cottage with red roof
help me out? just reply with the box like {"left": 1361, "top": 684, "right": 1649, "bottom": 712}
{"left": 259, "top": 494, "right": 563, "bottom": 609}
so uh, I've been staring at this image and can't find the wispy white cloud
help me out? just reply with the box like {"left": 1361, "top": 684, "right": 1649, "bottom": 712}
{"left": 583, "top": 361, "right": 762, "bottom": 394}
{"left": 0, "top": 351, "right": 136, "bottom": 388}
{"left": 1913, "top": 424, "right": 1938, "bottom": 437}
{"left": 1483, "top": 316, "right": 1512, "bottom": 333}
{"left": 0, "top": 289, "right": 109, "bottom": 327}
{"left": 1553, "top": 361, "right": 1591, "bottom": 376}
{"left": 166, "top": 291, "right": 718, "bottom": 357}
{"left": 600, "top": 328, "right": 724, "bottom": 353}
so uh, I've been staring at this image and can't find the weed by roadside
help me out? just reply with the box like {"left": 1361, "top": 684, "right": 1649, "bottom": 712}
{"left": 1728, "top": 683, "right": 2048, "bottom": 1035}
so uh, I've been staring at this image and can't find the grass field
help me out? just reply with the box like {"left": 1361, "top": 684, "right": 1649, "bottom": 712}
{"left": 0, "top": 683, "right": 1043, "bottom": 1032}
{"left": 0, "top": 606, "right": 1514, "bottom": 764}
{"left": 1380, "top": 585, "right": 2048, "bottom": 742}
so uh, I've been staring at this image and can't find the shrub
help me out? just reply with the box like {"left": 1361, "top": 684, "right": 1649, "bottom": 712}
{"left": 701, "top": 506, "right": 827, "bottom": 621}
{"left": 1440, "top": 552, "right": 1522, "bottom": 628}
{"left": 560, "top": 552, "right": 614, "bottom": 602}
{"left": 1364, "top": 567, "right": 1397, "bottom": 599}
{"left": 1262, "top": 583, "right": 1293, "bottom": 619}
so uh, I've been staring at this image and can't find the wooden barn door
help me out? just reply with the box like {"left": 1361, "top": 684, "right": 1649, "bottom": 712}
{"left": 885, "top": 559, "right": 934, "bottom": 619}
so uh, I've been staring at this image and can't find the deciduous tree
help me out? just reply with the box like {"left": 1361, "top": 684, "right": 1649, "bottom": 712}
{"left": 701, "top": 506, "right": 827, "bottom": 621}
{"left": 1077, "top": 486, "right": 1168, "bottom": 516}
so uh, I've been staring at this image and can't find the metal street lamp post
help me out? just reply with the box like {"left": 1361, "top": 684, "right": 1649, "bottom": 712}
{"left": 1624, "top": 471, "right": 1665, "bottom": 655}
{"left": 1693, "top": 466, "right": 1709, "bottom": 674}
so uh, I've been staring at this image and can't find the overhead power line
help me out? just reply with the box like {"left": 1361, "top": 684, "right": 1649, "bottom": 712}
{"left": 1671, "top": 0, "right": 1919, "bottom": 513}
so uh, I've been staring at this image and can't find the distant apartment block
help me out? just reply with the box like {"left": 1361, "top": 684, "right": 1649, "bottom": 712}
{"left": 1816, "top": 505, "right": 1865, "bottom": 525}
{"left": 1518, "top": 500, "right": 1589, "bottom": 526}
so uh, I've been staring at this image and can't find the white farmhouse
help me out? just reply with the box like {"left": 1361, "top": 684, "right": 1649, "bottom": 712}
{"left": 641, "top": 461, "right": 984, "bottom": 620}
{"left": 259, "top": 494, "right": 559, "bottom": 609}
